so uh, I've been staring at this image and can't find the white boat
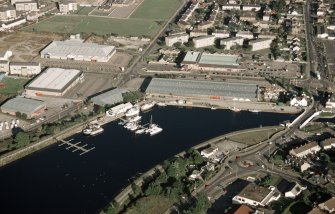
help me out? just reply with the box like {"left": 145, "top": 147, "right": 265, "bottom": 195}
{"left": 147, "top": 124, "right": 163, "bottom": 136}
{"left": 135, "top": 128, "right": 146, "bottom": 135}
{"left": 125, "top": 107, "right": 140, "bottom": 118}
{"left": 211, "top": 107, "right": 217, "bottom": 110}
{"left": 141, "top": 101, "right": 156, "bottom": 112}
{"left": 128, "top": 115, "right": 142, "bottom": 123}
{"left": 106, "top": 102, "right": 133, "bottom": 117}
{"left": 157, "top": 102, "right": 167, "bottom": 107}
{"left": 249, "top": 109, "right": 260, "bottom": 113}
{"left": 129, "top": 124, "right": 139, "bottom": 131}
{"left": 83, "top": 123, "right": 104, "bottom": 136}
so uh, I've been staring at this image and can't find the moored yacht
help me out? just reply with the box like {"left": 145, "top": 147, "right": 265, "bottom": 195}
{"left": 141, "top": 101, "right": 156, "bottom": 112}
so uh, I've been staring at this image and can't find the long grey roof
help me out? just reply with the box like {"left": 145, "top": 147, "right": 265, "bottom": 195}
{"left": 40, "top": 41, "right": 115, "bottom": 58}
{"left": 1, "top": 97, "right": 45, "bottom": 115}
{"left": 91, "top": 88, "right": 128, "bottom": 106}
{"left": 145, "top": 78, "right": 258, "bottom": 99}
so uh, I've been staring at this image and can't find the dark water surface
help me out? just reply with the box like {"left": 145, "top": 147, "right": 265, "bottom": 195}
{"left": 0, "top": 107, "right": 296, "bottom": 213}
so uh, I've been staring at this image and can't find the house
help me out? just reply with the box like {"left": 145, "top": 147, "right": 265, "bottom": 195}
{"left": 290, "top": 97, "right": 308, "bottom": 107}
{"left": 232, "top": 183, "right": 280, "bottom": 207}
{"left": 58, "top": 0, "right": 77, "bottom": 13}
{"left": 165, "top": 33, "right": 189, "bottom": 47}
{"left": 249, "top": 38, "right": 273, "bottom": 51}
{"left": 193, "top": 35, "right": 215, "bottom": 48}
{"left": 15, "top": 1, "right": 38, "bottom": 11}
{"left": 9, "top": 62, "right": 41, "bottom": 76}
{"left": 289, "top": 141, "right": 321, "bottom": 158}
{"left": 220, "top": 37, "right": 244, "bottom": 50}
{"left": 189, "top": 169, "right": 202, "bottom": 180}
{"left": 242, "top": 4, "right": 261, "bottom": 11}
{"left": 284, "top": 182, "right": 307, "bottom": 198}
{"left": 0, "top": 5, "right": 16, "bottom": 21}
{"left": 321, "top": 138, "right": 335, "bottom": 150}
{"left": 319, "top": 197, "right": 335, "bottom": 212}
{"left": 200, "top": 147, "right": 218, "bottom": 158}
{"left": 229, "top": 205, "right": 254, "bottom": 214}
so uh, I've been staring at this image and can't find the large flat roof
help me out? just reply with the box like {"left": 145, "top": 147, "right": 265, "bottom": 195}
{"left": 91, "top": 88, "right": 128, "bottom": 106}
{"left": 183, "top": 51, "right": 201, "bottom": 63}
{"left": 1, "top": 97, "right": 45, "bottom": 115}
{"left": 199, "top": 53, "right": 240, "bottom": 66}
{"left": 237, "top": 183, "right": 272, "bottom": 203}
{"left": 26, "top": 68, "right": 82, "bottom": 93}
{"left": 40, "top": 40, "right": 115, "bottom": 58}
{"left": 145, "top": 78, "right": 258, "bottom": 99}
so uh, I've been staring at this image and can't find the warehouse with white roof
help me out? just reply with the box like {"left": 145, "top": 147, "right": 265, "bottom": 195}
{"left": 25, "top": 68, "right": 83, "bottom": 96}
{"left": 40, "top": 40, "right": 116, "bottom": 62}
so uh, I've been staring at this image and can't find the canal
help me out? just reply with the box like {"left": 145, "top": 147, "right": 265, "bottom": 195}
{"left": 0, "top": 107, "right": 296, "bottom": 213}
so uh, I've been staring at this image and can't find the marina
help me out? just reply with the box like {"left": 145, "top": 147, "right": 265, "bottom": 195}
{"left": 0, "top": 107, "right": 296, "bottom": 213}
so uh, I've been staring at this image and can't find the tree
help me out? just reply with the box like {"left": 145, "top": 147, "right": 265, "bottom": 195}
{"left": 145, "top": 180, "right": 162, "bottom": 196}
{"left": 183, "top": 193, "right": 211, "bottom": 214}
{"left": 14, "top": 131, "right": 30, "bottom": 146}
{"left": 173, "top": 42, "right": 182, "bottom": 49}
{"left": 131, "top": 183, "right": 142, "bottom": 198}
{"left": 185, "top": 40, "right": 194, "bottom": 48}
{"left": 270, "top": 37, "right": 281, "bottom": 60}
{"left": 15, "top": 112, "right": 22, "bottom": 118}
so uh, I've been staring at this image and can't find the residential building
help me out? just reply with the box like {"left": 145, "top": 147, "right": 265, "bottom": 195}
{"left": 0, "top": 5, "right": 16, "bottom": 21}
{"left": 193, "top": 35, "right": 215, "bottom": 48}
{"left": 0, "top": 60, "right": 9, "bottom": 73}
{"left": 0, "top": 17, "right": 26, "bottom": 31}
{"left": 212, "top": 30, "right": 230, "bottom": 38}
{"left": 58, "top": 0, "right": 77, "bottom": 13}
{"left": 189, "top": 170, "right": 202, "bottom": 180}
{"left": 290, "top": 97, "right": 308, "bottom": 107}
{"left": 9, "top": 62, "right": 41, "bottom": 76}
{"left": 25, "top": 68, "right": 83, "bottom": 96}
{"left": 321, "top": 138, "right": 335, "bottom": 150}
{"left": 40, "top": 39, "right": 116, "bottom": 62}
{"left": 289, "top": 141, "right": 321, "bottom": 158}
{"left": 284, "top": 182, "right": 307, "bottom": 199}
{"left": 1, "top": 97, "right": 46, "bottom": 119}
{"left": 240, "top": 12, "right": 256, "bottom": 22}
{"left": 189, "top": 30, "right": 207, "bottom": 38}
{"left": 242, "top": 4, "right": 261, "bottom": 11}
{"left": 10, "top": 0, "right": 31, "bottom": 4}
{"left": 222, "top": 4, "right": 240, "bottom": 10}
{"left": 229, "top": 205, "right": 254, "bottom": 214}
{"left": 249, "top": 38, "right": 273, "bottom": 51}
{"left": 236, "top": 31, "right": 254, "bottom": 39}
{"left": 15, "top": 1, "right": 38, "bottom": 11}
{"left": 232, "top": 183, "right": 280, "bottom": 207}
{"left": 200, "top": 147, "right": 218, "bottom": 158}
{"left": 165, "top": 33, "right": 189, "bottom": 47}
{"left": 220, "top": 37, "right": 244, "bottom": 50}
{"left": 319, "top": 197, "right": 335, "bottom": 212}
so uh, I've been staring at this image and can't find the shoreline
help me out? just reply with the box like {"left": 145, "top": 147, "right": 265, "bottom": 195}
{"left": 109, "top": 125, "right": 285, "bottom": 211}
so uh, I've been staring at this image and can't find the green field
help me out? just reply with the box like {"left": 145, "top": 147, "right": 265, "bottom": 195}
{"left": 75, "top": 6, "right": 95, "bottom": 15}
{"left": 130, "top": 0, "right": 182, "bottom": 20}
{"left": 0, "top": 77, "right": 29, "bottom": 94}
{"left": 24, "top": 15, "right": 161, "bottom": 37}
{"left": 125, "top": 196, "right": 175, "bottom": 214}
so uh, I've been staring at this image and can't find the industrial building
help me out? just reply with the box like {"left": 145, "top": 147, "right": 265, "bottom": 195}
{"left": 165, "top": 33, "right": 189, "bottom": 47}
{"left": 249, "top": 38, "right": 273, "bottom": 51}
{"left": 181, "top": 51, "right": 242, "bottom": 72}
{"left": 9, "top": 62, "right": 41, "bottom": 76}
{"left": 145, "top": 78, "right": 259, "bottom": 101}
{"left": 40, "top": 39, "right": 116, "bottom": 62}
{"left": 25, "top": 68, "right": 83, "bottom": 96}
{"left": 193, "top": 35, "right": 215, "bottom": 48}
{"left": 1, "top": 97, "right": 46, "bottom": 118}
{"left": 91, "top": 88, "right": 128, "bottom": 107}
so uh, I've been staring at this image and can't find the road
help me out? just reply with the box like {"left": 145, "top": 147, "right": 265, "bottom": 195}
{"left": 117, "top": 0, "right": 188, "bottom": 87}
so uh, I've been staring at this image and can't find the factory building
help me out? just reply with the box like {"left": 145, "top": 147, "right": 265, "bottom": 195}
{"left": 40, "top": 39, "right": 116, "bottom": 62}
{"left": 1, "top": 97, "right": 46, "bottom": 118}
{"left": 25, "top": 68, "right": 83, "bottom": 96}
{"left": 9, "top": 62, "right": 41, "bottom": 76}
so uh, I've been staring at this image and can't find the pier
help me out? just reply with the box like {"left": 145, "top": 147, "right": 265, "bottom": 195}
{"left": 57, "top": 138, "right": 95, "bottom": 155}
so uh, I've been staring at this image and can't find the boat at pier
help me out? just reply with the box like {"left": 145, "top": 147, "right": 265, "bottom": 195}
{"left": 135, "top": 128, "right": 146, "bottom": 135}
{"left": 157, "top": 102, "right": 167, "bottom": 107}
{"left": 128, "top": 115, "right": 141, "bottom": 123}
{"left": 125, "top": 106, "right": 140, "bottom": 118}
{"left": 145, "top": 115, "right": 163, "bottom": 136}
{"left": 83, "top": 123, "right": 104, "bottom": 136}
{"left": 141, "top": 101, "right": 156, "bottom": 112}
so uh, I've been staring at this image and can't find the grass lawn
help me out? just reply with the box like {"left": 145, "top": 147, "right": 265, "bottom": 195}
{"left": 228, "top": 126, "right": 284, "bottom": 145}
{"left": 24, "top": 15, "right": 161, "bottom": 37}
{"left": 130, "top": 0, "right": 182, "bottom": 20}
{"left": 125, "top": 195, "right": 176, "bottom": 214}
{"left": 75, "top": 6, "right": 95, "bottom": 15}
{"left": 0, "top": 77, "right": 29, "bottom": 94}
